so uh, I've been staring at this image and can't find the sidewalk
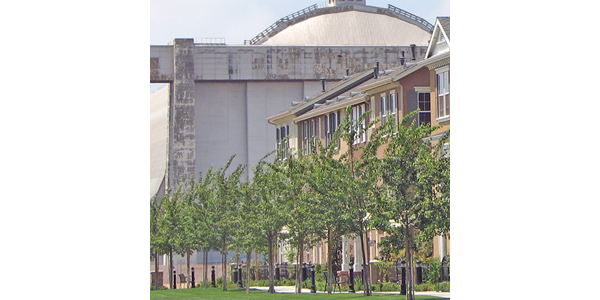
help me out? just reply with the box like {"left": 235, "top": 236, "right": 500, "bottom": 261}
{"left": 251, "top": 286, "right": 450, "bottom": 298}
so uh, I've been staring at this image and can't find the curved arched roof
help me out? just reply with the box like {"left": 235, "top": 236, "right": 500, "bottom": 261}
{"left": 251, "top": 4, "right": 433, "bottom": 46}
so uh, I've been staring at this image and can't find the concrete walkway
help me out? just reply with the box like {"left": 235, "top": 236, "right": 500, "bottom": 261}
{"left": 251, "top": 286, "right": 450, "bottom": 298}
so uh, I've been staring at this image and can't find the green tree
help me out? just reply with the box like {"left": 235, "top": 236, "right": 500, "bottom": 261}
{"left": 272, "top": 150, "right": 321, "bottom": 294}
{"left": 150, "top": 196, "right": 166, "bottom": 289}
{"left": 307, "top": 139, "right": 354, "bottom": 294}
{"left": 157, "top": 188, "right": 186, "bottom": 289}
{"left": 187, "top": 169, "right": 219, "bottom": 289}
{"left": 334, "top": 106, "right": 389, "bottom": 296}
{"left": 250, "top": 154, "right": 288, "bottom": 293}
{"left": 211, "top": 155, "right": 246, "bottom": 291}
{"left": 378, "top": 112, "right": 450, "bottom": 300}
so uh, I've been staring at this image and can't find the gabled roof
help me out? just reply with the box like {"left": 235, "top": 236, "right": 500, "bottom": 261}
{"left": 425, "top": 17, "right": 450, "bottom": 59}
{"left": 438, "top": 17, "right": 450, "bottom": 40}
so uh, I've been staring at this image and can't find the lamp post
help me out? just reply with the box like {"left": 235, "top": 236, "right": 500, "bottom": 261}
{"left": 310, "top": 264, "right": 316, "bottom": 293}
{"left": 400, "top": 260, "right": 406, "bottom": 295}
{"left": 275, "top": 263, "right": 280, "bottom": 281}
{"left": 231, "top": 263, "right": 237, "bottom": 284}
{"left": 173, "top": 270, "right": 177, "bottom": 289}
{"left": 211, "top": 266, "right": 216, "bottom": 287}
{"left": 416, "top": 261, "right": 422, "bottom": 285}
{"left": 238, "top": 264, "right": 244, "bottom": 288}
{"left": 348, "top": 261, "right": 355, "bottom": 293}
{"left": 302, "top": 262, "right": 307, "bottom": 281}
{"left": 191, "top": 267, "right": 195, "bottom": 288}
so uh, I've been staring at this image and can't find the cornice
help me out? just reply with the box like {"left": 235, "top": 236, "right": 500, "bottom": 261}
{"left": 425, "top": 52, "right": 450, "bottom": 70}
{"left": 294, "top": 95, "right": 368, "bottom": 123}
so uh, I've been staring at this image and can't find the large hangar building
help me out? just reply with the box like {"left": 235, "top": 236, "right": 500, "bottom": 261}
{"left": 150, "top": 0, "right": 434, "bottom": 199}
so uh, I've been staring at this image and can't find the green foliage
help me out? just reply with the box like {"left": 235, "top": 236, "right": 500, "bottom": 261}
{"left": 435, "top": 281, "right": 450, "bottom": 292}
{"left": 427, "top": 260, "right": 441, "bottom": 285}
{"left": 414, "top": 283, "right": 434, "bottom": 291}
{"left": 150, "top": 285, "right": 167, "bottom": 290}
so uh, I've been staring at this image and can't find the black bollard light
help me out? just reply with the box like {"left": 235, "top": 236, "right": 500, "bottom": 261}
{"left": 400, "top": 260, "right": 406, "bottom": 295}
{"left": 191, "top": 267, "right": 196, "bottom": 288}
{"left": 348, "top": 262, "right": 355, "bottom": 293}
{"left": 310, "top": 264, "right": 316, "bottom": 293}
{"left": 233, "top": 264, "right": 238, "bottom": 284}
{"left": 173, "top": 270, "right": 177, "bottom": 289}
{"left": 416, "top": 261, "right": 422, "bottom": 285}
{"left": 211, "top": 266, "right": 216, "bottom": 287}
{"left": 238, "top": 264, "right": 244, "bottom": 288}
{"left": 275, "top": 263, "right": 280, "bottom": 281}
{"left": 302, "top": 262, "right": 307, "bottom": 281}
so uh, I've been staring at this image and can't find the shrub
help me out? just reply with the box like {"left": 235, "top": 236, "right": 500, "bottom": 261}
{"left": 414, "top": 283, "right": 434, "bottom": 291}
{"left": 435, "top": 281, "right": 450, "bottom": 292}
{"left": 427, "top": 260, "right": 441, "bottom": 285}
{"left": 150, "top": 285, "right": 167, "bottom": 290}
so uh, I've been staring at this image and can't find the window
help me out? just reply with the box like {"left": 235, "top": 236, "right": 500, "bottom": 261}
{"left": 351, "top": 104, "right": 366, "bottom": 144}
{"left": 380, "top": 92, "right": 398, "bottom": 127}
{"left": 276, "top": 125, "right": 290, "bottom": 158}
{"left": 301, "top": 119, "right": 317, "bottom": 153}
{"left": 380, "top": 94, "right": 387, "bottom": 125}
{"left": 418, "top": 92, "right": 431, "bottom": 126}
{"left": 325, "top": 112, "right": 339, "bottom": 147}
{"left": 389, "top": 92, "right": 398, "bottom": 125}
{"left": 437, "top": 69, "right": 450, "bottom": 119}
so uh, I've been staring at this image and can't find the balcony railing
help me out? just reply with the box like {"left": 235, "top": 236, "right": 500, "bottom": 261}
{"left": 248, "top": 4, "right": 319, "bottom": 45}
{"left": 387, "top": 4, "right": 434, "bottom": 32}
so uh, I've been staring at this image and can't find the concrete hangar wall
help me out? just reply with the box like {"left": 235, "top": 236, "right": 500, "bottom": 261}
{"left": 149, "top": 3, "right": 433, "bottom": 197}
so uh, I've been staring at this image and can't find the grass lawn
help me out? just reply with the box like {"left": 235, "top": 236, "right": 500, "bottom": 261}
{"left": 150, "top": 287, "right": 446, "bottom": 300}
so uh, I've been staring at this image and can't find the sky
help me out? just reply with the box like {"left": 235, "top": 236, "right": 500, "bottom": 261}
{"left": 150, "top": 0, "right": 450, "bottom": 46}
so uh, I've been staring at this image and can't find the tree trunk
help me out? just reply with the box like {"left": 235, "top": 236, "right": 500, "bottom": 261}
{"left": 222, "top": 236, "right": 228, "bottom": 291}
{"left": 169, "top": 249, "right": 173, "bottom": 289}
{"left": 154, "top": 252, "right": 160, "bottom": 289}
{"left": 405, "top": 224, "right": 415, "bottom": 300}
{"left": 327, "top": 226, "right": 333, "bottom": 294}
{"left": 358, "top": 226, "right": 371, "bottom": 296}
{"left": 246, "top": 250, "right": 251, "bottom": 294}
{"left": 255, "top": 250, "right": 259, "bottom": 281}
{"left": 296, "top": 239, "right": 304, "bottom": 294}
{"left": 267, "top": 234, "right": 276, "bottom": 293}
{"left": 203, "top": 248, "right": 208, "bottom": 289}
{"left": 186, "top": 249, "right": 191, "bottom": 289}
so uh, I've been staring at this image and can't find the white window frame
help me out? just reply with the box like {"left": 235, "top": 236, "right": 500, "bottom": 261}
{"left": 436, "top": 67, "right": 450, "bottom": 121}
{"left": 350, "top": 104, "right": 366, "bottom": 145}
{"left": 389, "top": 92, "right": 398, "bottom": 126}
{"left": 380, "top": 94, "right": 387, "bottom": 126}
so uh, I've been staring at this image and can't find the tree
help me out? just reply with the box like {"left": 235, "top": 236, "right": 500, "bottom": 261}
{"left": 272, "top": 150, "right": 321, "bottom": 294}
{"left": 306, "top": 139, "right": 354, "bottom": 294}
{"left": 157, "top": 188, "right": 185, "bottom": 289}
{"left": 250, "top": 154, "right": 288, "bottom": 293}
{"left": 378, "top": 112, "right": 450, "bottom": 300}
{"left": 187, "top": 169, "right": 219, "bottom": 289}
{"left": 150, "top": 196, "right": 166, "bottom": 289}
{"left": 334, "top": 106, "right": 389, "bottom": 296}
{"left": 211, "top": 155, "right": 246, "bottom": 291}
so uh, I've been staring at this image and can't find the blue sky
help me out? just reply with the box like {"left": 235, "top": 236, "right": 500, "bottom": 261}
{"left": 150, "top": 0, "right": 450, "bottom": 45}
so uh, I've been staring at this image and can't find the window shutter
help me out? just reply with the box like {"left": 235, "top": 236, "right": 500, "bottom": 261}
{"left": 407, "top": 91, "right": 418, "bottom": 128}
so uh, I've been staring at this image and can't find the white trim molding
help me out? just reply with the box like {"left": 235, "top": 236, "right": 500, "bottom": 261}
{"left": 436, "top": 115, "right": 450, "bottom": 123}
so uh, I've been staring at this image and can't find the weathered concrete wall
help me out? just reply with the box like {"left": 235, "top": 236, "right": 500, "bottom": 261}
{"left": 194, "top": 82, "right": 248, "bottom": 176}
{"left": 150, "top": 44, "right": 427, "bottom": 82}
{"left": 150, "top": 46, "right": 174, "bottom": 82}
{"left": 168, "top": 39, "right": 195, "bottom": 192}
{"left": 151, "top": 40, "right": 427, "bottom": 192}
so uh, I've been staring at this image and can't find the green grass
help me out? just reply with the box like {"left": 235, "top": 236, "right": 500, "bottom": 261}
{"left": 150, "top": 287, "right": 446, "bottom": 300}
